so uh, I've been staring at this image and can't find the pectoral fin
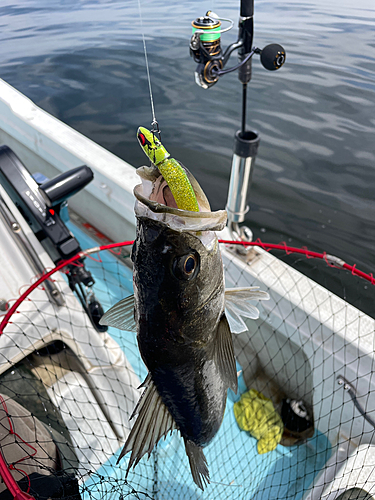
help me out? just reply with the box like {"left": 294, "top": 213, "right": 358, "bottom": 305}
{"left": 225, "top": 287, "right": 269, "bottom": 334}
{"left": 99, "top": 295, "right": 136, "bottom": 331}
{"left": 117, "top": 374, "right": 177, "bottom": 468}
{"left": 214, "top": 315, "right": 238, "bottom": 393}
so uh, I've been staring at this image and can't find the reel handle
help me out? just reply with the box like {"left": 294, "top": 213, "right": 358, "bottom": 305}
{"left": 260, "top": 44, "right": 286, "bottom": 71}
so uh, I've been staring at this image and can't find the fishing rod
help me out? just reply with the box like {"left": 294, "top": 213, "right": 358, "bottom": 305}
{"left": 190, "top": 0, "right": 286, "bottom": 243}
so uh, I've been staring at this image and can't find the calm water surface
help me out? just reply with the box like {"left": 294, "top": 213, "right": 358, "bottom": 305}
{"left": 0, "top": 0, "right": 374, "bottom": 280}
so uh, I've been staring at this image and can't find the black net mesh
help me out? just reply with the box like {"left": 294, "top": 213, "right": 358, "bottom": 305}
{"left": 0, "top": 225, "right": 374, "bottom": 500}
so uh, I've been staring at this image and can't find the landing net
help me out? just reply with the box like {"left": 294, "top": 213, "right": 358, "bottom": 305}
{"left": 0, "top": 231, "right": 374, "bottom": 500}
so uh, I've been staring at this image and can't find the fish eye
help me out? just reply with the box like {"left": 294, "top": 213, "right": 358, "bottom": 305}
{"left": 172, "top": 252, "right": 200, "bottom": 281}
{"left": 138, "top": 133, "right": 146, "bottom": 146}
{"left": 184, "top": 256, "right": 196, "bottom": 274}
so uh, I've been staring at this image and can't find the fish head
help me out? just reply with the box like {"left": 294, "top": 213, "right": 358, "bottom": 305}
{"left": 132, "top": 215, "right": 225, "bottom": 335}
{"left": 137, "top": 127, "right": 170, "bottom": 166}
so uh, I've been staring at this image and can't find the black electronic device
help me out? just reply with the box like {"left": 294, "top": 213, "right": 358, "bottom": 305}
{"left": 0, "top": 145, "right": 107, "bottom": 332}
{"left": 39, "top": 166, "right": 93, "bottom": 208}
{"left": 0, "top": 146, "right": 93, "bottom": 262}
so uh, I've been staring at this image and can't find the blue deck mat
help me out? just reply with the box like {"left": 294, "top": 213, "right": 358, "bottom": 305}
{"left": 68, "top": 222, "right": 331, "bottom": 499}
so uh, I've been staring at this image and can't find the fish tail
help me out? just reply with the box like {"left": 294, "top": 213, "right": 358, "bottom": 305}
{"left": 184, "top": 438, "right": 210, "bottom": 491}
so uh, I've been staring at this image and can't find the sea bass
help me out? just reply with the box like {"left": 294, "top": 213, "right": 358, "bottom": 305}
{"left": 100, "top": 129, "right": 269, "bottom": 490}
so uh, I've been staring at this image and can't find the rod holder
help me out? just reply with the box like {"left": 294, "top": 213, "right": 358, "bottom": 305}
{"left": 226, "top": 129, "right": 259, "bottom": 227}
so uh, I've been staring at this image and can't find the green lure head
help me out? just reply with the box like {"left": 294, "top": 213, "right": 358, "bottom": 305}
{"left": 137, "top": 127, "right": 170, "bottom": 166}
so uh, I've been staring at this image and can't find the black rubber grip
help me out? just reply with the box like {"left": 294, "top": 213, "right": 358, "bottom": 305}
{"left": 234, "top": 130, "right": 259, "bottom": 157}
{"left": 240, "top": 0, "right": 254, "bottom": 17}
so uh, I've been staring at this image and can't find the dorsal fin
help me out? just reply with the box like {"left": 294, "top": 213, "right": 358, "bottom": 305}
{"left": 99, "top": 295, "right": 136, "bottom": 331}
{"left": 214, "top": 315, "right": 238, "bottom": 393}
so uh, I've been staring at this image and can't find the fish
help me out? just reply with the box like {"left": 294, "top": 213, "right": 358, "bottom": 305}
{"left": 100, "top": 128, "right": 269, "bottom": 490}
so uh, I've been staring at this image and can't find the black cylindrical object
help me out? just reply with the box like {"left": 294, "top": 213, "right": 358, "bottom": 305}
{"left": 39, "top": 165, "right": 93, "bottom": 207}
{"left": 240, "top": 0, "right": 254, "bottom": 18}
{"left": 281, "top": 398, "right": 313, "bottom": 433}
{"left": 238, "top": 17, "right": 254, "bottom": 84}
{"left": 234, "top": 130, "right": 259, "bottom": 157}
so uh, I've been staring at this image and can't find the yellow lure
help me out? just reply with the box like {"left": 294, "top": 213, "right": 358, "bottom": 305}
{"left": 137, "top": 127, "right": 199, "bottom": 212}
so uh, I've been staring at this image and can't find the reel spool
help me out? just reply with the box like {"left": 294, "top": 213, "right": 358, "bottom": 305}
{"left": 190, "top": 10, "right": 286, "bottom": 89}
{"left": 191, "top": 15, "right": 222, "bottom": 57}
{"left": 190, "top": 14, "right": 226, "bottom": 89}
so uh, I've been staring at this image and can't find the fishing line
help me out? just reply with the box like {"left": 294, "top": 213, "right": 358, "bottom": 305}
{"left": 137, "top": 0, "right": 161, "bottom": 140}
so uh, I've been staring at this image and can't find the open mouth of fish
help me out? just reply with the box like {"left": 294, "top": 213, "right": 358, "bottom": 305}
{"left": 133, "top": 166, "right": 227, "bottom": 233}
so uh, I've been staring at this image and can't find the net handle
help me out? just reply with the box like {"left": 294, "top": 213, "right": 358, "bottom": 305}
{"left": 219, "top": 239, "right": 375, "bottom": 283}
{"left": 0, "top": 455, "right": 35, "bottom": 500}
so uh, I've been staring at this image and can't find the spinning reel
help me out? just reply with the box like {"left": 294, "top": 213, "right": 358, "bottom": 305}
{"left": 190, "top": 8, "right": 286, "bottom": 89}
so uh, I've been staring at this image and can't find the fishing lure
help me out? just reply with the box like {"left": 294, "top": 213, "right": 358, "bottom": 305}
{"left": 137, "top": 127, "right": 199, "bottom": 212}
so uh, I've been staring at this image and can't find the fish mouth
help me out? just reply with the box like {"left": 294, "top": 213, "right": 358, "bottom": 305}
{"left": 134, "top": 168, "right": 227, "bottom": 233}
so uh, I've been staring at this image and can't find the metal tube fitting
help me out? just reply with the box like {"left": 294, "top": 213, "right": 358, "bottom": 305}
{"left": 226, "top": 129, "right": 259, "bottom": 225}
